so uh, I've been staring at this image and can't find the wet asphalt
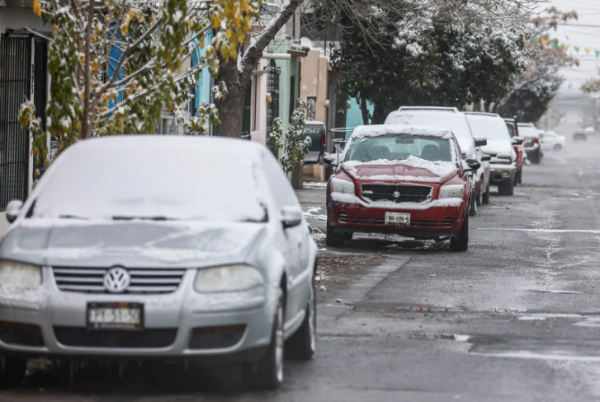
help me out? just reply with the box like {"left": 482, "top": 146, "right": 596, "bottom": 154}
{"left": 4, "top": 124, "right": 600, "bottom": 401}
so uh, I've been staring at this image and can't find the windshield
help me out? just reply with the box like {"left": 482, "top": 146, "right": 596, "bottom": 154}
{"left": 518, "top": 125, "right": 538, "bottom": 138}
{"left": 385, "top": 111, "right": 474, "bottom": 152}
{"left": 466, "top": 115, "right": 511, "bottom": 141}
{"left": 505, "top": 123, "right": 515, "bottom": 138}
{"left": 347, "top": 135, "right": 453, "bottom": 162}
{"left": 30, "top": 140, "right": 268, "bottom": 222}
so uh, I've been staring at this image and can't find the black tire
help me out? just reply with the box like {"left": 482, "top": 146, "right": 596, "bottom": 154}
{"left": 0, "top": 358, "right": 26, "bottom": 389}
{"left": 469, "top": 189, "right": 478, "bottom": 217}
{"left": 553, "top": 144, "right": 562, "bottom": 151}
{"left": 326, "top": 223, "right": 345, "bottom": 248}
{"left": 531, "top": 151, "right": 541, "bottom": 165}
{"left": 450, "top": 214, "right": 469, "bottom": 252}
{"left": 499, "top": 178, "right": 514, "bottom": 196}
{"left": 476, "top": 179, "right": 484, "bottom": 207}
{"left": 244, "top": 290, "right": 285, "bottom": 390}
{"left": 285, "top": 280, "right": 316, "bottom": 360}
{"left": 482, "top": 181, "right": 490, "bottom": 205}
{"left": 517, "top": 168, "right": 522, "bottom": 184}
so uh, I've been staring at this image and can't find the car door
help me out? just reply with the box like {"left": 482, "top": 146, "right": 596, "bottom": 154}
{"left": 261, "top": 152, "right": 311, "bottom": 324}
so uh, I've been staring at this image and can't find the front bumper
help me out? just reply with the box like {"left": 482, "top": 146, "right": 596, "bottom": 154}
{"left": 489, "top": 164, "right": 516, "bottom": 185}
{"left": 328, "top": 193, "right": 467, "bottom": 238}
{"left": 0, "top": 268, "right": 274, "bottom": 362}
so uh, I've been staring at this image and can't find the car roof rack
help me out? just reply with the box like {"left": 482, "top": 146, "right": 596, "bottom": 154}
{"left": 464, "top": 112, "right": 499, "bottom": 117}
{"left": 397, "top": 106, "right": 459, "bottom": 112}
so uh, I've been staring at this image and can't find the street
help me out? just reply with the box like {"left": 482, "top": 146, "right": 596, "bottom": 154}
{"left": 0, "top": 130, "right": 599, "bottom": 401}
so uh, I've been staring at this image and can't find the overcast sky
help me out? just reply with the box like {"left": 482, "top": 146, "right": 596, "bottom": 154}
{"left": 540, "top": 0, "right": 600, "bottom": 98}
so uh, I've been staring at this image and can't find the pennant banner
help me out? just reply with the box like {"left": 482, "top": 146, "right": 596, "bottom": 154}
{"left": 524, "top": 37, "right": 600, "bottom": 60}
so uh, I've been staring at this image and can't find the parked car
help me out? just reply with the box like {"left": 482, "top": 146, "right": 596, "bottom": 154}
{"left": 325, "top": 124, "right": 480, "bottom": 251}
{"left": 573, "top": 130, "right": 587, "bottom": 141}
{"left": 384, "top": 107, "right": 490, "bottom": 216}
{"left": 0, "top": 136, "right": 317, "bottom": 390}
{"left": 517, "top": 123, "right": 542, "bottom": 164}
{"left": 502, "top": 117, "right": 525, "bottom": 184}
{"left": 466, "top": 112, "right": 518, "bottom": 196}
{"left": 303, "top": 121, "right": 326, "bottom": 164}
{"left": 540, "top": 131, "right": 566, "bottom": 151}
{"left": 584, "top": 126, "right": 595, "bottom": 136}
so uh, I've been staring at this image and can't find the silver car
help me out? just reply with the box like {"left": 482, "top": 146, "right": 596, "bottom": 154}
{"left": 0, "top": 136, "right": 317, "bottom": 390}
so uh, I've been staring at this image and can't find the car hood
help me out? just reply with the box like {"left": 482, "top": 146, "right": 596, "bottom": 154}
{"left": 481, "top": 139, "right": 513, "bottom": 156}
{"left": 0, "top": 220, "right": 266, "bottom": 268}
{"left": 341, "top": 158, "right": 457, "bottom": 184}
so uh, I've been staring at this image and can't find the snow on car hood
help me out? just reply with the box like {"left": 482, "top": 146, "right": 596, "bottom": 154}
{"left": 0, "top": 220, "right": 266, "bottom": 268}
{"left": 481, "top": 138, "right": 514, "bottom": 156}
{"left": 342, "top": 156, "right": 457, "bottom": 184}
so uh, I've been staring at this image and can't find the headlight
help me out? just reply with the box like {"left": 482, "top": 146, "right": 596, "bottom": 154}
{"left": 0, "top": 261, "right": 42, "bottom": 289}
{"left": 330, "top": 177, "right": 355, "bottom": 194}
{"left": 194, "top": 265, "right": 264, "bottom": 293}
{"left": 439, "top": 184, "right": 465, "bottom": 199}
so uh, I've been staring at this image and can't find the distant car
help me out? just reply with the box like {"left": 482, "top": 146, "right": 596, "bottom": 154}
{"left": 325, "top": 124, "right": 480, "bottom": 251}
{"left": 466, "top": 112, "right": 518, "bottom": 196}
{"left": 384, "top": 107, "right": 490, "bottom": 216}
{"left": 502, "top": 117, "right": 525, "bottom": 184}
{"left": 540, "top": 131, "right": 566, "bottom": 151}
{"left": 573, "top": 130, "right": 587, "bottom": 141}
{"left": 303, "top": 121, "right": 326, "bottom": 164}
{"left": 517, "top": 123, "right": 542, "bottom": 164}
{"left": 0, "top": 136, "right": 317, "bottom": 390}
{"left": 584, "top": 126, "right": 595, "bottom": 135}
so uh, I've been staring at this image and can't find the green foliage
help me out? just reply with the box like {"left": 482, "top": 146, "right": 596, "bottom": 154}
{"left": 268, "top": 100, "right": 311, "bottom": 174}
{"left": 331, "top": 10, "right": 529, "bottom": 123}
{"left": 19, "top": 0, "right": 261, "bottom": 180}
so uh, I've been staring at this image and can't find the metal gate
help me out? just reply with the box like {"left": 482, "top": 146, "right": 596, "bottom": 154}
{"left": 0, "top": 36, "right": 32, "bottom": 211}
{"left": 266, "top": 59, "right": 280, "bottom": 132}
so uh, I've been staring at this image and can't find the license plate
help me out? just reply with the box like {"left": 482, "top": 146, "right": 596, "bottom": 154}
{"left": 87, "top": 302, "right": 144, "bottom": 330}
{"left": 385, "top": 212, "right": 410, "bottom": 226}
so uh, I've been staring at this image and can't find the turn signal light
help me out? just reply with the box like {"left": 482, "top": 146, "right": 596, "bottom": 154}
{"left": 534, "top": 137, "right": 540, "bottom": 144}
{"left": 321, "top": 132, "right": 326, "bottom": 146}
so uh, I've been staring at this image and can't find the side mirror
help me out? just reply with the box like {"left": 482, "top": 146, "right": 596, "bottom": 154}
{"left": 5, "top": 200, "right": 23, "bottom": 223}
{"left": 511, "top": 138, "right": 524, "bottom": 146}
{"left": 481, "top": 155, "right": 491, "bottom": 162}
{"left": 281, "top": 206, "right": 302, "bottom": 229}
{"left": 323, "top": 153, "right": 338, "bottom": 166}
{"left": 474, "top": 138, "right": 487, "bottom": 147}
{"left": 464, "top": 159, "right": 481, "bottom": 172}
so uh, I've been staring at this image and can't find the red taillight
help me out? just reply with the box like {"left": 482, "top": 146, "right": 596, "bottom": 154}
{"left": 534, "top": 137, "right": 540, "bottom": 144}
{"left": 321, "top": 132, "right": 326, "bottom": 146}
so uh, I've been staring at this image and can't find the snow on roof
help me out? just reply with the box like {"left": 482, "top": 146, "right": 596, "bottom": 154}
{"left": 304, "top": 120, "right": 325, "bottom": 126}
{"left": 350, "top": 124, "right": 453, "bottom": 140}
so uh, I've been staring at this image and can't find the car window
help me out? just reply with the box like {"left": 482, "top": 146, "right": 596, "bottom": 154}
{"left": 505, "top": 123, "right": 515, "bottom": 138}
{"left": 466, "top": 115, "right": 511, "bottom": 141}
{"left": 347, "top": 136, "right": 453, "bottom": 162}
{"left": 262, "top": 151, "right": 301, "bottom": 211}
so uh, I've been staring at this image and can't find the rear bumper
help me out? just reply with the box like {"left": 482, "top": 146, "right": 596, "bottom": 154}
{"left": 489, "top": 164, "right": 516, "bottom": 185}
{"left": 328, "top": 194, "right": 467, "bottom": 238}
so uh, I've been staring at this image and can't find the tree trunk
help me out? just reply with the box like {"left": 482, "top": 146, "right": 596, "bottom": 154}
{"left": 217, "top": 60, "right": 250, "bottom": 137}
{"left": 360, "top": 97, "right": 370, "bottom": 125}
{"left": 371, "top": 104, "right": 388, "bottom": 124}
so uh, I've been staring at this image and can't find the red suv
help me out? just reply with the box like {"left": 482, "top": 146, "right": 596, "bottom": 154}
{"left": 325, "top": 125, "right": 480, "bottom": 251}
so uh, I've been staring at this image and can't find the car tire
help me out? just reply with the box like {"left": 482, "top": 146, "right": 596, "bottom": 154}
{"left": 285, "top": 278, "right": 316, "bottom": 360}
{"left": 469, "top": 189, "right": 478, "bottom": 217}
{"left": 244, "top": 289, "right": 285, "bottom": 390}
{"left": 517, "top": 168, "right": 523, "bottom": 184}
{"left": 482, "top": 181, "right": 490, "bottom": 205}
{"left": 476, "top": 179, "right": 484, "bottom": 207}
{"left": 450, "top": 214, "right": 469, "bottom": 252}
{"left": 553, "top": 144, "right": 562, "bottom": 151}
{"left": 326, "top": 223, "right": 345, "bottom": 248}
{"left": 0, "top": 358, "right": 26, "bottom": 389}
{"left": 499, "top": 179, "right": 514, "bottom": 196}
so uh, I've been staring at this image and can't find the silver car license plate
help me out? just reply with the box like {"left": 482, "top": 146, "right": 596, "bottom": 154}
{"left": 385, "top": 212, "right": 410, "bottom": 226}
{"left": 87, "top": 302, "right": 144, "bottom": 330}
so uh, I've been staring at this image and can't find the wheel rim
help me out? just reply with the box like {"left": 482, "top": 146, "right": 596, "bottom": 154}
{"left": 308, "top": 286, "right": 316, "bottom": 353}
{"left": 275, "top": 301, "right": 284, "bottom": 383}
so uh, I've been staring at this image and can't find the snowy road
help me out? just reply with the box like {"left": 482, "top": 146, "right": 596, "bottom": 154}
{"left": 4, "top": 131, "right": 600, "bottom": 401}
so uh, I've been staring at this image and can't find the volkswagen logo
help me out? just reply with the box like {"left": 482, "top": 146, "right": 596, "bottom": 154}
{"left": 393, "top": 191, "right": 401, "bottom": 198}
{"left": 103, "top": 267, "right": 131, "bottom": 293}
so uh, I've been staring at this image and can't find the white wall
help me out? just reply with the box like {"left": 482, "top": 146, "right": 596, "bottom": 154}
{"left": 0, "top": 213, "right": 9, "bottom": 240}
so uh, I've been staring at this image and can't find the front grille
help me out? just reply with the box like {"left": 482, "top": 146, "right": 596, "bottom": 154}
{"left": 54, "top": 327, "right": 177, "bottom": 348}
{"left": 443, "top": 217, "right": 454, "bottom": 227}
{"left": 52, "top": 267, "right": 186, "bottom": 294}
{"left": 0, "top": 322, "right": 44, "bottom": 347}
{"left": 362, "top": 185, "right": 432, "bottom": 203}
{"left": 338, "top": 213, "right": 348, "bottom": 223}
